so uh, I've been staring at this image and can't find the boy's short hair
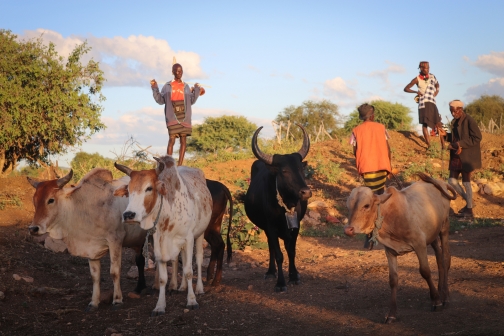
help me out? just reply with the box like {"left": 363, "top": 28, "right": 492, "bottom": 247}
{"left": 358, "top": 104, "right": 374, "bottom": 120}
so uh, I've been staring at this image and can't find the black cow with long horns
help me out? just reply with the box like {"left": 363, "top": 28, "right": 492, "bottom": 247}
{"left": 244, "top": 124, "right": 312, "bottom": 292}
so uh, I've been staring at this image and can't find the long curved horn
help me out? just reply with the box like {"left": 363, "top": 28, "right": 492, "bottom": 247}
{"left": 56, "top": 170, "right": 73, "bottom": 188}
{"left": 251, "top": 127, "right": 273, "bottom": 165}
{"left": 114, "top": 162, "right": 133, "bottom": 176}
{"left": 153, "top": 157, "right": 165, "bottom": 175}
{"left": 26, "top": 177, "right": 40, "bottom": 189}
{"left": 295, "top": 123, "right": 310, "bottom": 160}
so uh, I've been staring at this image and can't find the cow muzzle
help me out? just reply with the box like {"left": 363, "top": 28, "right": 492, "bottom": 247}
{"left": 28, "top": 226, "right": 40, "bottom": 235}
{"left": 123, "top": 211, "right": 137, "bottom": 222}
{"left": 299, "top": 187, "right": 312, "bottom": 201}
{"left": 344, "top": 225, "right": 355, "bottom": 237}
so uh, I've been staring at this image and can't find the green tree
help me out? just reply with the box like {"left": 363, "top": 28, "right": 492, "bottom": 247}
{"left": 275, "top": 100, "right": 341, "bottom": 139}
{"left": 0, "top": 30, "right": 106, "bottom": 176}
{"left": 465, "top": 95, "right": 504, "bottom": 126}
{"left": 187, "top": 115, "right": 257, "bottom": 153}
{"left": 344, "top": 100, "right": 413, "bottom": 132}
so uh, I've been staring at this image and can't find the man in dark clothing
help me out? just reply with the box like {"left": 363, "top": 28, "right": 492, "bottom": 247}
{"left": 447, "top": 100, "right": 482, "bottom": 219}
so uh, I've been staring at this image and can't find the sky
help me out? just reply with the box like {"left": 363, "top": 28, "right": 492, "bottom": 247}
{"left": 2, "top": 1, "right": 504, "bottom": 166}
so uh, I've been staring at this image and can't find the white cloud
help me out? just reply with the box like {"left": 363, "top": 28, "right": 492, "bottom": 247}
{"left": 21, "top": 29, "right": 205, "bottom": 87}
{"left": 465, "top": 77, "right": 504, "bottom": 102}
{"left": 472, "top": 51, "right": 504, "bottom": 77}
{"left": 361, "top": 61, "right": 406, "bottom": 84}
{"left": 323, "top": 77, "right": 356, "bottom": 99}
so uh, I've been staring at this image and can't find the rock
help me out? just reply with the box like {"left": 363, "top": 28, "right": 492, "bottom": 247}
{"left": 13, "top": 274, "right": 21, "bottom": 281}
{"left": 343, "top": 218, "right": 348, "bottom": 224}
{"left": 250, "top": 262, "right": 257, "bottom": 268}
{"left": 497, "top": 182, "right": 504, "bottom": 190}
{"left": 484, "top": 183, "right": 502, "bottom": 196}
{"left": 105, "top": 328, "right": 119, "bottom": 336}
{"left": 0, "top": 267, "right": 6, "bottom": 273}
{"left": 44, "top": 237, "right": 68, "bottom": 253}
{"left": 492, "top": 176, "right": 500, "bottom": 183}
{"left": 126, "top": 266, "right": 139, "bottom": 279}
{"left": 307, "top": 201, "right": 327, "bottom": 210}
{"left": 22, "top": 276, "right": 34, "bottom": 283}
{"left": 128, "top": 292, "right": 141, "bottom": 299}
{"left": 0, "top": 291, "right": 5, "bottom": 300}
{"left": 202, "top": 240, "right": 209, "bottom": 249}
{"left": 476, "top": 178, "right": 488, "bottom": 184}
{"left": 325, "top": 215, "right": 340, "bottom": 224}
{"left": 432, "top": 162, "right": 441, "bottom": 168}
{"left": 479, "top": 186, "right": 486, "bottom": 195}
{"left": 470, "top": 181, "right": 479, "bottom": 193}
{"left": 243, "top": 246, "right": 252, "bottom": 253}
{"left": 308, "top": 210, "right": 321, "bottom": 220}
{"left": 183, "top": 309, "right": 190, "bottom": 313}
{"left": 327, "top": 208, "right": 338, "bottom": 216}
{"left": 247, "top": 285, "right": 253, "bottom": 290}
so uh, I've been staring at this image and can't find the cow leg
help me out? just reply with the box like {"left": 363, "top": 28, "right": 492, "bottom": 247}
{"left": 415, "top": 244, "right": 443, "bottom": 311}
{"left": 109, "top": 243, "right": 124, "bottom": 309}
{"left": 265, "top": 231, "right": 277, "bottom": 279}
{"left": 212, "top": 233, "right": 225, "bottom": 286}
{"left": 178, "top": 249, "right": 188, "bottom": 292}
{"left": 439, "top": 220, "right": 451, "bottom": 305}
{"left": 168, "top": 260, "right": 178, "bottom": 293}
{"left": 151, "top": 260, "right": 168, "bottom": 316}
{"left": 183, "top": 236, "right": 199, "bottom": 309}
{"left": 133, "top": 247, "right": 147, "bottom": 294}
{"left": 205, "top": 230, "right": 225, "bottom": 286}
{"left": 86, "top": 259, "right": 101, "bottom": 312}
{"left": 430, "top": 237, "right": 448, "bottom": 305}
{"left": 195, "top": 234, "right": 205, "bottom": 294}
{"left": 285, "top": 230, "right": 300, "bottom": 285}
{"left": 267, "top": 235, "right": 286, "bottom": 292}
{"left": 384, "top": 248, "right": 398, "bottom": 323}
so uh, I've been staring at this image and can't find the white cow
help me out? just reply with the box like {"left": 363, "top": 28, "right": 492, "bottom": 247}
{"left": 27, "top": 169, "right": 148, "bottom": 311}
{"left": 114, "top": 155, "right": 212, "bottom": 316}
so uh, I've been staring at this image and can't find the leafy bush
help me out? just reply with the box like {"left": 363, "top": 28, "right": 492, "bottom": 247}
{"left": 401, "top": 161, "right": 434, "bottom": 181}
{"left": 344, "top": 100, "right": 413, "bottom": 132}
{"left": 221, "top": 203, "right": 267, "bottom": 251}
{"left": 315, "top": 161, "right": 344, "bottom": 183}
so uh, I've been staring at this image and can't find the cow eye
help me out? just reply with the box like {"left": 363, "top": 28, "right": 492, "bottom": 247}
{"left": 47, "top": 199, "right": 55, "bottom": 204}
{"left": 145, "top": 186, "right": 153, "bottom": 192}
{"left": 363, "top": 204, "right": 370, "bottom": 209}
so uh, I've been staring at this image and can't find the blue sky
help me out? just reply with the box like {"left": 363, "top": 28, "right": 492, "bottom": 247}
{"left": 2, "top": 1, "right": 504, "bottom": 165}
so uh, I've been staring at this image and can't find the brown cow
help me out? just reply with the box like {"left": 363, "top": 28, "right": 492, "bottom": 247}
{"left": 344, "top": 173, "right": 456, "bottom": 323}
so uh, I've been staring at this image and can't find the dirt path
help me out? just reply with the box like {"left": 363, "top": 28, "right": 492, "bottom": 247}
{"left": 1, "top": 223, "right": 503, "bottom": 335}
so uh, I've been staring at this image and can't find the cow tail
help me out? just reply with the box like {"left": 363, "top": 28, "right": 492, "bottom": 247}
{"left": 224, "top": 185, "right": 233, "bottom": 263}
{"left": 415, "top": 172, "right": 457, "bottom": 200}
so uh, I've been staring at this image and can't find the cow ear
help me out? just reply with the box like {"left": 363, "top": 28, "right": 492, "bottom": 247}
{"left": 156, "top": 180, "right": 167, "bottom": 196}
{"left": 302, "top": 161, "right": 308, "bottom": 168}
{"left": 113, "top": 184, "right": 129, "bottom": 197}
{"left": 373, "top": 192, "right": 392, "bottom": 204}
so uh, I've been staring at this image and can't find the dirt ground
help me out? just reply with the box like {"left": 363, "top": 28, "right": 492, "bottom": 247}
{"left": 1, "top": 131, "right": 504, "bottom": 335}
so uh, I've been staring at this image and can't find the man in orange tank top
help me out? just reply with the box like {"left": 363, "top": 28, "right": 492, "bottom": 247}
{"left": 350, "top": 103, "right": 392, "bottom": 249}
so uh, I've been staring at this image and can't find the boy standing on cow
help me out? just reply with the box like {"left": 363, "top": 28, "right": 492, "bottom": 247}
{"left": 350, "top": 103, "right": 392, "bottom": 248}
{"left": 447, "top": 100, "right": 482, "bottom": 219}
{"left": 150, "top": 63, "right": 203, "bottom": 166}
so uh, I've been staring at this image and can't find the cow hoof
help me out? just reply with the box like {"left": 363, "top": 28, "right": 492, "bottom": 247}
{"left": 85, "top": 304, "right": 98, "bottom": 312}
{"left": 264, "top": 272, "right": 277, "bottom": 280}
{"left": 274, "top": 286, "right": 287, "bottom": 293}
{"left": 288, "top": 279, "right": 301, "bottom": 285}
{"left": 187, "top": 303, "right": 199, "bottom": 310}
{"left": 384, "top": 316, "right": 396, "bottom": 324}
{"left": 151, "top": 310, "right": 165, "bottom": 317}
{"left": 443, "top": 301, "right": 450, "bottom": 308}
{"left": 111, "top": 303, "right": 123, "bottom": 311}
{"left": 431, "top": 304, "right": 443, "bottom": 312}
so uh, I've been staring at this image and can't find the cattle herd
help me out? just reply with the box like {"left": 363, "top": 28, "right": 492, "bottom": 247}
{"left": 27, "top": 124, "right": 458, "bottom": 323}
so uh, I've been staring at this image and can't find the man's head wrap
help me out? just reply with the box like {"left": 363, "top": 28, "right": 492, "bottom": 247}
{"left": 418, "top": 61, "right": 429, "bottom": 69}
{"left": 358, "top": 103, "right": 374, "bottom": 120}
{"left": 449, "top": 100, "right": 464, "bottom": 109}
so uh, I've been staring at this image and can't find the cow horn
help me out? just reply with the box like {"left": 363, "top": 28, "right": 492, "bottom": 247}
{"left": 56, "top": 170, "right": 73, "bottom": 188}
{"left": 114, "top": 162, "right": 132, "bottom": 176}
{"left": 153, "top": 157, "right": 165, "bottom": 175}
{"left": 296, "top": 123, "right": 310, "bottom": 160}
{"left": 252, "top": 126, "right": 273, "bottom": 165}
{"left": 26, "top": 177, "right": 40, "bottom": 189}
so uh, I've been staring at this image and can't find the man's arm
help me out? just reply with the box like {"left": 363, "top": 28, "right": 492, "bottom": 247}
{"left": 434, "top": 82, "right": 440, "bottom": 97}
{"left": 404, "top": 77, "right": 420, "bottom": 94}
